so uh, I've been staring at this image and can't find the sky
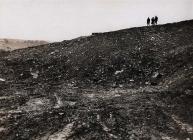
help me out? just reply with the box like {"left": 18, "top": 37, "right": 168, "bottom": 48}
{"left": 0, "top": 0, "right": 193, "bottom": 41}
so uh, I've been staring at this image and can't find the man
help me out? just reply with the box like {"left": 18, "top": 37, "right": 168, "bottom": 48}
{"left": 147, "top": 17, "right": 150, "bottom": 26}
{"left": 151, "top": 17, "right": 155, "bottom": 25}
{"left": 155, "top": 16, "right": 158, "bottom": 25}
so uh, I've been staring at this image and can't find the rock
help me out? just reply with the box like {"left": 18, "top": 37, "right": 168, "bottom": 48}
{"left": 0, "top": 78, "right": 5, "bottom": 82}
{"left": 114, "top": 69, "right": 124, "bottom": 75}
{"left": 152, "top": 71, "right": 162, "bottom": 79}
{"left": 31, "top": 71, "right": 39, "bottom": 79}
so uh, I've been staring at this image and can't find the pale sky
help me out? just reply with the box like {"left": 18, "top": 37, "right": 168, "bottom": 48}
{"left": 0, "top": 0, "right": 193, "bottom": 41}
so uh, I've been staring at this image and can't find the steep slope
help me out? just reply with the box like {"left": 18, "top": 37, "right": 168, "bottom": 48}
{"left": 1, "top": 20, "right": 193, "bottom": 87}
{"left": 0, "top": 20, "right": 193, "bottom": 140}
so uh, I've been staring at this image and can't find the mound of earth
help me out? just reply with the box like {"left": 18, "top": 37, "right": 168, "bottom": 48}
{"left": 0, "top": 20, "right": 193, "bottom": 140}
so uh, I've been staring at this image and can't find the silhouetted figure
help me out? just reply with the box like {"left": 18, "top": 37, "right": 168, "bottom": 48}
{"left": 151, "top": 17, "right": 155, "bottom": 25}
{"left": 154, "top": 16, "right": 158, "bottom": 25}
{"left": 147, "top": 17, "right": 150, "bottom": 26}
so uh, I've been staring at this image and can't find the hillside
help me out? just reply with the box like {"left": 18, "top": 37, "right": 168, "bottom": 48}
{"left": 0, "top": 20, "right": 193, "bottom": 140}
{"left": 0, "top": 39, "right": 48, "bottom": 51}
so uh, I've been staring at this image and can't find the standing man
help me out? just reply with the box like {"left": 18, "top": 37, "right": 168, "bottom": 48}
{"left": 147, "top": 17, "right": 150, "bottom": 26}
{"left": 151, "top": 17, "right": 155, "bottom": 25}
{"left": 155, "top": 16, "right": 158, "bottom": 25}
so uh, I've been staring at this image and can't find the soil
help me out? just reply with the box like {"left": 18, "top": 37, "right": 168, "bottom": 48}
{"left": 0, "top": 20, "right": 193, "bottom": 140}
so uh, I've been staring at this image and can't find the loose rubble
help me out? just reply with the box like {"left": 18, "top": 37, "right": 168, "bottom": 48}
{"left": 0, "top": 20, "right": 193, "bottom": 140}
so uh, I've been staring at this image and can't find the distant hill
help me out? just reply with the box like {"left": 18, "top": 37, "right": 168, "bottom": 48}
{"left": 0, "top": 38, "right": 48, "bottom": 51}
{"left": 0, "top": 20, "right": 193, "bottom": 140}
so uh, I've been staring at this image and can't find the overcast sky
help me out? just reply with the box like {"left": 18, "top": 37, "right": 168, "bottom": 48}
{"left": 0, "top": 0, "right": 192, "bottom": 41}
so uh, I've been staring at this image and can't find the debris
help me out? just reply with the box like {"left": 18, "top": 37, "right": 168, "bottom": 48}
{"left": 152, "top": 71, "right": 162, "bottom": 78}
{"left": 0, "top": 78, "right": 5, "bottom": 82}
{"left": 30, "top": 69, "right": 39, "bottom": 79}
{"left": 48, "top": 122, "right": 74, "bottom": 140}
{"left": 0, "top": 20, "right": 193, "bottom": 140}
{"left": 115, "top": 70, "right": 124, "bottom": 75}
